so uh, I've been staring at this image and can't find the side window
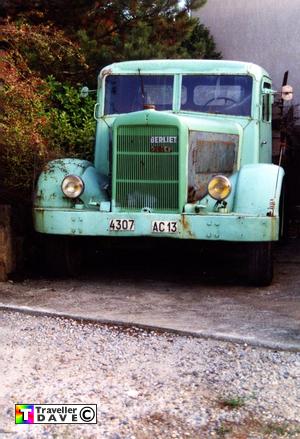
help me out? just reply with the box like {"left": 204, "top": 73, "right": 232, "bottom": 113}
{"left": 262, "top": 82, "right": 271, "bottom": 122}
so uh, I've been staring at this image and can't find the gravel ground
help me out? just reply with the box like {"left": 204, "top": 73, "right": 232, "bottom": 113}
{"left": 0, "top": 311, "right": 299, "bottom": 439}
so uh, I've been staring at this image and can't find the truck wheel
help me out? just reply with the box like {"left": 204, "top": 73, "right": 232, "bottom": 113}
{"left": 247, "top": 242, "right": 273, "bottom": 286}
{"left": 43, "top": 235, "right": 82, "bottom": 276}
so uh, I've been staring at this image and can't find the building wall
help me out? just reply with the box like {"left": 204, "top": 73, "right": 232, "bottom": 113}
{"left": 195, "top": 0, "right": 300, "bottom": 102}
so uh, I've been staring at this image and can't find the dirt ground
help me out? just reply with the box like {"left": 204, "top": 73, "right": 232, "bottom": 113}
{"left": 0, "top": 238, "right": 299, "bottom": 351}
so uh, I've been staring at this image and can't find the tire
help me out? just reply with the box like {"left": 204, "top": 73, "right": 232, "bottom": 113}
{"left": 43, "top": 235, "right": 83, "bottom": 276}
{"left": 247, "top": 242, "right": 273, "bottom": 286}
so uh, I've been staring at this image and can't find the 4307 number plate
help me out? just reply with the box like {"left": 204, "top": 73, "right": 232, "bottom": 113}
{"left": 109, "top": 219, "right": 135, "bottom": 231}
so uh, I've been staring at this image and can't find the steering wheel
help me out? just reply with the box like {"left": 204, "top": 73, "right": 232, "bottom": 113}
{"left": 203, "top": 96, "right": 237, "bottom": 106}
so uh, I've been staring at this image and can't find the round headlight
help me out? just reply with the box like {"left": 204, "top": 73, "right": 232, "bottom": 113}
{"left": 208, "top": 175, "right": 231, "bottom": 201}
{"left": 61, "top": 175, "right": 84, "bottom": 199}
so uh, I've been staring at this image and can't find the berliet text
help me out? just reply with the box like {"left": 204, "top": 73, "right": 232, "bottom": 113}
{"left": 150, "top": 136, "right": 177, "bottom": 144}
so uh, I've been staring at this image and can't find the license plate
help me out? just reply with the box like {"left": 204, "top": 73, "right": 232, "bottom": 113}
{"left": 109, "top": 219, "right": 135, "bottom": 231}
{"left": 152, "top": 221, "right": 178, "bottom": 234}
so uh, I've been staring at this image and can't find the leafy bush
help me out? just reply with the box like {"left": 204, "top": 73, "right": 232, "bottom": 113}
{"left": 45, "top": 76, "right": 95, "bottom": 162}
{"left": 0, "top": 21, "right": 93, "bottom": 201}
{"left": 0, "top": 48, "right": 49, "bottom": 198}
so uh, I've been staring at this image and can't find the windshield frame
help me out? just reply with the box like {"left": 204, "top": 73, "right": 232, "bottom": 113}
{"left": 100, "top": 72, "right": 254, "bottom": 119}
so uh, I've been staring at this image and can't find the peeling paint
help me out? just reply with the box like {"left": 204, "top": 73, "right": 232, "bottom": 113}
{"left": 270, "top": 216, "right": 278, "bottom": 241}
{"left": 181, "top": 215, "right": 195, "bottom": 239}
{"left": 100, "top": 68, "right": 112, "bottom": 79}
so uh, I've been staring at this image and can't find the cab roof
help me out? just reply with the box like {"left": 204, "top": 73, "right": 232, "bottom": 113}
{"left": 99, "top": 59, "right": 270, "bottom": 81}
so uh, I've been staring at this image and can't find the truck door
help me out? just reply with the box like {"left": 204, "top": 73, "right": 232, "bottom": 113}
{"left": 259, "top": 79, "right": 272, "bottom": 163}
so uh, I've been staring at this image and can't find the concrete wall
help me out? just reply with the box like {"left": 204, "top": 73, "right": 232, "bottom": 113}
{"left": 195, "top": 0, "right": 300, "bottom": 103}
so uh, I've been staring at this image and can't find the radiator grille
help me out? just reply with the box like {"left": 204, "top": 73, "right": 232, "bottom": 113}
{"left": 115, "top": 125, "right": 179, "bottom": 211}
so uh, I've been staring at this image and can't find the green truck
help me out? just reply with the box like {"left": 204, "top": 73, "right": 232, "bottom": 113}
{"left": 33, "top": 60, "right": 288, "bottom": 285}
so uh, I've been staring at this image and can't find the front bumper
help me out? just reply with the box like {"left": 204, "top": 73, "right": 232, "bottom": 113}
{"left": 33, "top": 208, "right": 279, "bottom": 242}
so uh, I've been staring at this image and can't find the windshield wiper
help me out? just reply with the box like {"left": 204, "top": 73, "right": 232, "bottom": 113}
{"left": 138, "top": 68, "right": 146, "bottom": 109}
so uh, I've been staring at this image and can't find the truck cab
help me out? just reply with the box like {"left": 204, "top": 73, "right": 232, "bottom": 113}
{"left": 34, "top": 60, "right": 285, "bottom": 285}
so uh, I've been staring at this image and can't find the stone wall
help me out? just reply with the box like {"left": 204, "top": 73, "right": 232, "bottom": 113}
{"left": 0, "top": 205, "right": 15, "bottom": 281}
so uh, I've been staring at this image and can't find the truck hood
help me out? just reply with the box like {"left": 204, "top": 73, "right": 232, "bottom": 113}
{"left": 177, "top": 112, "right": 251, "bottom": 136}
{"left": 112, "top": 109, "right": 250, "bottom": 138}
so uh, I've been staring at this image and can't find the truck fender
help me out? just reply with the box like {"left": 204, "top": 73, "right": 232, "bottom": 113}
{"left": 34, "top": 158, "right": 109, "bottom": 208}
{"left": 233, "top": 164, "right": 284, "bottom": 216}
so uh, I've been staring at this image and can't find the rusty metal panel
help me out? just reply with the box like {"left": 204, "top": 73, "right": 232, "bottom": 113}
{"left": 188, "top": 131, "right": 239, "bottom": 202}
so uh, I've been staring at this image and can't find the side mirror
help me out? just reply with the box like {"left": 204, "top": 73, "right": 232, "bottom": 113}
{"left": 80, "top": 86, "right": 90, "bottom": 98}
{"left": 281, "top": 85, "right": 293, "bottom": 101}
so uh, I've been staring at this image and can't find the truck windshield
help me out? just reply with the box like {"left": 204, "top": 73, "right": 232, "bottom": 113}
{"left": 181, "top": 75, "right": 253, "bottom": 116}
{"left": 104, "top": 75, "right": 173, "bottom": 114}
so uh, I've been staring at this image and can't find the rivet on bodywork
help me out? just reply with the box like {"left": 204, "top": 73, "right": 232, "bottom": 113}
{"left": 206, "top": 233, "right": 212, "bottom": 238}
